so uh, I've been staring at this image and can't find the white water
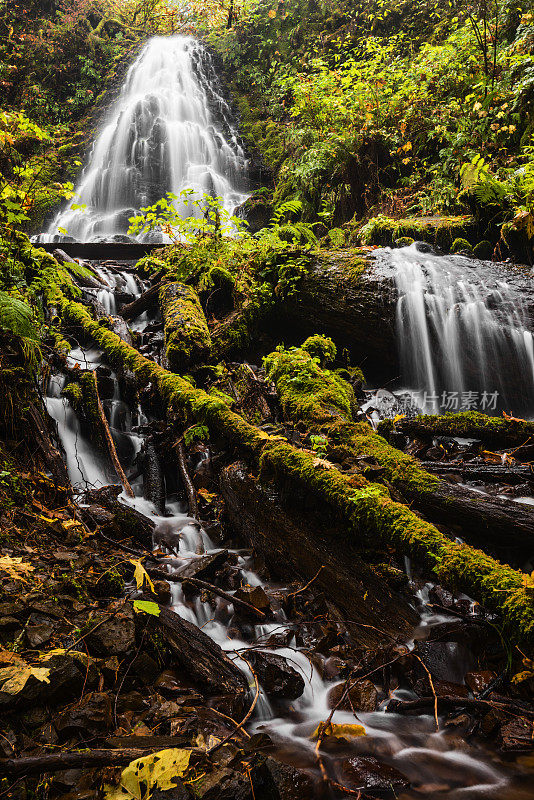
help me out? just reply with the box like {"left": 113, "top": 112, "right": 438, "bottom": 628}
{"left": 393, "top": 244, "right": 534, "bottom": 414}
{"left": 41, "top": 267, "right": 525, "bottom": 798}
{"left": 40, "top": 36, "right": 249, "bottom": 243}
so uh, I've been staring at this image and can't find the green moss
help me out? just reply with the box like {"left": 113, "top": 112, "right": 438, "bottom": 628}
{"left": 264, "top": 344, "right": 355, "bottom": 424}
{"left": 160, "top": 282, "right": 211, "bottom": 373}
{"left": 395, "top": 237, "right": 414, "bottom": 247}
{"left": 134, "top": 255, "right": 168, "bottom": 278}
{"left": 56, "top": 293, "right": 534, "bottom": 642}
{"left": 473, "top": 240, "right": 493, "bottom": 259}
{"left": 379, "top": 411, "right": 534, "bottom": 449}
{"left": 359, "top": 215, "right": 476, "bottom": 250}
{"left": 451, "top": 237, "right": 473, "bottom": 253}
{"left": 300, "top": 334, "right": 337, "bottom": 365}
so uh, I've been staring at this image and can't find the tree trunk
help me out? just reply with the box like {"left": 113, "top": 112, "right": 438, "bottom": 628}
{"left": 160, "top": 282, "right": 211, "bottom": 372}
{"left": 221, "top": 460, "right": 419, "bottom": 647}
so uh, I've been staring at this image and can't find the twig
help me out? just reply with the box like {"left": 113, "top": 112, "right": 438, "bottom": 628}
{"left": 206, "top": 654, "right": 260, "bottom": 756}
{"left": 413, "top": 654, "right": 439, "bottom": 730}
{"left": 89, "top": 371, "right": 134, "bottom": 497}
{"left": 146, "top": 568, "right": 266, "bottom": 618}
{"left": 287, "top": 566, "right": 324, "bottom": 597}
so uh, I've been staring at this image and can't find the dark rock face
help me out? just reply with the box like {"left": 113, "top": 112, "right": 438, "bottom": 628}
{"left": 246, "top": 650, "right": 305, "bottom": 700}
{"left": 85, "top": 605, "right": 136, "bottom": 656}
{"left": 338, "top": 755, "right": 410, "bottom": 796}
{"left": 327, "top": 679, "right": 378, "bottom": 712}
{"left": 236, "top": 195, "right": 273, "bottom": 234}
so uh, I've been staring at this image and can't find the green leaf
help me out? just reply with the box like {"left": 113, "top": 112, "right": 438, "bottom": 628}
{"left": 133, "top": 600, "right": 160, "bottom": 616}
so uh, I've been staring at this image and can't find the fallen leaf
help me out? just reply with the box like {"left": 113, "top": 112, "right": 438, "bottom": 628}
{"left": 0, "top": 555, "right": 34, "bottom": 581}
{"left": 104, "top": 748, "right": 191, "bottom": 800}
{"left": 311, "top": 722, "right": 366, "bottom": 740}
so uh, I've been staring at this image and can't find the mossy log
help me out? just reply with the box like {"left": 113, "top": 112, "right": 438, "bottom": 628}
{"left": 379, "top": 412, "right": 534, "bottom": 450}
{"left": 56, "top": 295, "right": 534, "bottom": 643}
{"left": 221, "top": 460, "right": 418, "bottom": 647}
{"left": 119, "top": 281, "right": 162, "bottom": 321}
{"left": 160, "top": 282, "right": 211, "bottom": 372}
{"left": 265, "top": 344, "right": 534, "bottom": 559}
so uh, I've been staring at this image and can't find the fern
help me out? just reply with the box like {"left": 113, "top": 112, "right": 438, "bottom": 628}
{"left": 0, "top": 292, "right": 37, "bottom": 341}
{"left": 270, "top": 200, "right": 304, "bottom": 226}
{"left": 461, "top": 154, "right": 508, "bottom": 205}
{"left": 0, "top": 291, "right": 41, "bottom": 367}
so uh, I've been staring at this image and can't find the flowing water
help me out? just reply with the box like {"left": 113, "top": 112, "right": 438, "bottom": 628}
{"left": 39, "top": 35, "right": 249, "bottom": 243}
{"left": 391, "top": 244, "right": 534, "bottom": 415}
{"left": 43, "top": 267, "right": 534, "bottom": 799}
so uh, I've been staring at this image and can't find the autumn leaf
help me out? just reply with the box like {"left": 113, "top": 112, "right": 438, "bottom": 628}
{"left": 130, "top": 559, "right": 155, "bottom": 594}
{"left": 311, "top": 722, "right": 366, "bottom": 740}
{"left": 104, "top": 748, "right": 191, "bottom": 800}
{"left": 133, "top": 600, "right": 161, "bottom": 617}
{"left": 0, "top": 555, "right": 34, "bottom": 581}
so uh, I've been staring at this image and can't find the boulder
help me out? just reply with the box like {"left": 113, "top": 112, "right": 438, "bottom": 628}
{"left": 338, "top": 755, "right": 410, "bottom": 796}
{"left": 246, "top": 651, "right": 304, "bottom": 700}
{"left": 327, "top": 679, "right": 378, "bottom": 712}
{"left": 86, "top": 604, "right": 136, "bottom": 656}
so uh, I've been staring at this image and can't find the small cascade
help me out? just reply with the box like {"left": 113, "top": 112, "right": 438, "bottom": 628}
{"left": 40, "top": 262, "right": 527, "bottom": 799}
{"left": 393, "top": 244, "right": 534, "bottom": 414}
{"left": 39, "top": 36, "right": 249, "bottom": 243}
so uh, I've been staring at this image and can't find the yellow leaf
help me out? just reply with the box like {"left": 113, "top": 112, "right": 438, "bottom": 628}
{"left": 402, "top": 141, "right": 412, "bottom": 152}
{"left": 104, "top": 748, "right": 192, "bottom": 800}
{"left": 0, "top": 664, "right": 50, "bottom": 695}
{"left": 130, "top": 559, "right": 155, "bottom": 594}
{"left": 268, "top": 9, "right": 276, "bottom": 17}
{"left": 0, "top": 555, "right": 34, "bottom": 581}
{"left": 311, "top": 722, "right": 366, "bottom": 740}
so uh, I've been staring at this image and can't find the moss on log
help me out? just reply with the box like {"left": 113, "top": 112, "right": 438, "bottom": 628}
{"left": 378, "top": 412, "right": 534, "bottom": 450}
{"left": 160, "top": 282, "right": 211, "bottom": 372}
{"left": 56, "top": 295, "right": 534, "bottom": 643}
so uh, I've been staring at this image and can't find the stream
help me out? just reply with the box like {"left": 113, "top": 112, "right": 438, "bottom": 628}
{"left": 44, "top": 265, "right": 534, "bottom": 799}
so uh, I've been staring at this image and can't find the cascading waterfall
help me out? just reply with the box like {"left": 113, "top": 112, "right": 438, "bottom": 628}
{"left": 393, "top": 244, "right": 534, "bottom": 415}
{"left": 42, "top": 264, "right": 521, "bottom": 799}
{"left": 39, "top": 36, "right": 249, "bottom": 243}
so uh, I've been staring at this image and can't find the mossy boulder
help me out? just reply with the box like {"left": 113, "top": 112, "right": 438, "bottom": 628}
{"left": 451, "top": 238, "right": 473, "bottom": 253}
{"left": 300, "top": 334, "right": 337, "bottom": 366}
{"left": 359, "top": 215, "right": 477, "bottom": 251}
{"left": 473, "top": 240, "right": 493, "bottom": 260}
{"left": 501, "top": 221, "right": 533, "bottom": 264}
{"left": 160, "top": 282, "right": 211, "bottom": 373}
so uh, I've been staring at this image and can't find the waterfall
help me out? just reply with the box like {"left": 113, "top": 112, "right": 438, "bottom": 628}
{"left": 40, "top": 36, "right": 249, "bottom": 243}
{"left": 393, "top": 244, "right": 534, "bottom": 415}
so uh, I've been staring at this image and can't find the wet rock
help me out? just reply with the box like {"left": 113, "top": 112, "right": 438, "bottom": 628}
{"left": 155, "top": 669, "right": 188, "bottom": 696}
{"left": 25, "top": 621, "right": 55, "bottom": 647}
{"left": 151, "top": 779, "right": 193, "bottom": 800}
{"left": 265, "top": 759, "right": 316, "bottom": 800}
{"left": 499, "top": 718, "right": 534, "bottom": 751}
{"left": 338, "top": 755, "right": 410, "bottom": 796}
{"left": 83, "top": 485, "right": 154, "bottom": 547}
{"left": 153, "top": 579, "right": 171, "bottom": 604}
{"left": 56, "top": 692, "right": 113, "bottom": 736}
{"left": 433, "top": 680, "right": 468, "bottom": 699}
{"left": 0, "top": 616, "right": 21, "bottom": 632}
{"left": 176, "top": 549, "right": 229, "bottom": 582}
{"left": 130, "top": 652, "right": 160, "bottom": 685}
{"left": 415, "top": 641, "right": 472, "bottom": 684}
{"left": 45, "top": 651, "right": 99, "bottom": 705}
{"left": 327, "top": 679, "right": 378, "bottom": 712}
{"left": 86, "top": 604, "right": 136, "bottom": 656}
{"left": 233, "top": 585, "right": 271, "bottom": 613}
{"left": 246, "top": 651, "right": 305, "bottom": 700}
{"left": 465, "top": 670, "right": 496, "bottom": 695}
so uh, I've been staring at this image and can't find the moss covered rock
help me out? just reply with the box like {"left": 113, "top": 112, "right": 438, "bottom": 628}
{"left": 359, "top": 215, "right": 477, "bottom": 251}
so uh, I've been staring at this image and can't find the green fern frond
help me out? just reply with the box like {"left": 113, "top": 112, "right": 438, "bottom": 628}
{"left": 270, "top": 200, "right": 304, "bottom": 226}
{"left": 0, "top": 292, "right": 38, "bottom": 341}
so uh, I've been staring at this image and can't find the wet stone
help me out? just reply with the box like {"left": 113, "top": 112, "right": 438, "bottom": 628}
{"left": 265, "top": 758, "right": 316, "bottom": 800}
{"left": 338, "top": 755, "right": 410, "bottom": 796}
{"left": 246, "top": 650, "right": 305, "bottom": 700}
{"left": 155, "top": 669, "right": 188, "bottom": 696}
{"left": 233, "top": 585, "right": 271, "bottom": 612}
{"left": 464, "top": 670, "right": 496, "bottom": 695}
{"left": 327, "top": 679, "right": 378, "bottom": 712}
{"left": 152, "top": 579, "right": 172, "bottom": 604}
{"left": 86, "top": 606, "right": 136, "bottom": 656}
{"left": 56, "top": 692, "right": 113, "bottom": 737}
{"left": 25, "top": 622, "right": 55, "bottom": 647}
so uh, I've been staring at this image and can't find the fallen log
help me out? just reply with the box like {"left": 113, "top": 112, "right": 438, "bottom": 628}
{"left": 53, "top": 248, "right": 107, "bottom": 290}
{"left": 55, "top": 294, "right": 534, "bottom": 642}
{"left": 379, "top": 412, "right": 534, "bottom": 450}
{"left": 160, "top": 282, "right": 211, "bottom": 372}
{"left": 0, "top": 749, "right": 151, "bottom": 777}
{"left": 120, "top": 280, "right": 162, "bottom": 320}
{"left": 142, "top": 439, "right": 166, "bottom": 513}
{"left": 264, "top": 342, "right": 534, "bottom": 559}
{"left": 221, "top": 460, "right": 418, "bottom": 646}
{"left": 386, "top": 695, "right": 534, "bottom": 719}
{"left": 420, "top": 461, "right": 534, "bottom": 484}
{"left": 155, "top": 606, "right": 249, "bottom": 712}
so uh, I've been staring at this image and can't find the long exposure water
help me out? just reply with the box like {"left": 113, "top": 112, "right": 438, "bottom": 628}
{"left": 39, "top": 35, "right": 249, "bottom": 242}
